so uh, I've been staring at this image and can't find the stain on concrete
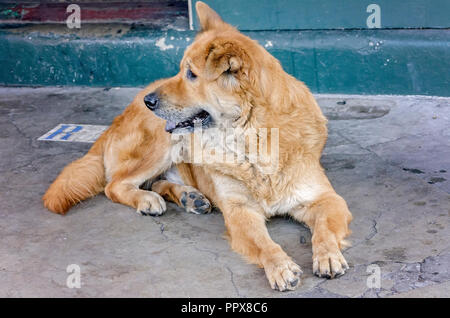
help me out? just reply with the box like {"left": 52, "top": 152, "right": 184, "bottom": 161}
{"left": 383, "top": 247, "right": 407, "bottom": 261}
{"left": 428, "top": 177, "right": 446, "bottom": 184}
{"left": 402, "top": 168, "right": 425, "bottom": 174}
{"left": 300, "top": 236, "right": 307, "bottom": 244}
{"left": 321, "top": 155, "right": 356, "bottom": 172}
{"left": 317, "top": 98, "right": 392, "bottom": 120}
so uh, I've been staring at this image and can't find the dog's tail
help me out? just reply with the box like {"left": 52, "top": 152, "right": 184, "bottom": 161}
{"left": 43, "top": 133, "right": 107, "bottom": 214}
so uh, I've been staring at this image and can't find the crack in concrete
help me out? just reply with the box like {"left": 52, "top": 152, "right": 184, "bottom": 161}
{"left": 150, "top": 218, "right": 168, "bottom": 240}
{"left": 191, "top": 245, "right": 221, "bottom": 262}
{"left": 7, "top": 112, "right": 35, "bottom": 148}
{"left": 365, "top": 211, "right": 381, "bottom": 241}
{"left": 313, "top": 276, "right": 330, "bottom": 289}
{"left": 189, "top": 244, "right": 244, "bottom": 297}
{"left": 364, "top": 133, "right": 424, "bottom": 149}
{"left": 188, "top": 244, "right": 243, "bottom": 297}
{"left": 343, "top": 210, "right": 382, "bottom": 254}
{"left": 225, "top": 266, "right": 243, "bottom": 297}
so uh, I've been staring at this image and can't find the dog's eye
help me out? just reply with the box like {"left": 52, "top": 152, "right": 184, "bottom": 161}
{"left": 187, "top": 68, "right": 197, "bottom": 81}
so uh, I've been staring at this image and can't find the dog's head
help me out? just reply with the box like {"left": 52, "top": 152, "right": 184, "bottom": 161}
{"left": 144, "top": 1, "right": 279, "bottom": 134}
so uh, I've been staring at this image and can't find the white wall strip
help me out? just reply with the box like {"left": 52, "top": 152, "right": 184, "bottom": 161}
{"left": 188, "top": 0, "right": 194, "bottom": 30}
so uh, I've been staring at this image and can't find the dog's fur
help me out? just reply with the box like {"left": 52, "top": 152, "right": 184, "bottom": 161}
{"left": 43, "top": 2, "right": 352, "bottom": 291}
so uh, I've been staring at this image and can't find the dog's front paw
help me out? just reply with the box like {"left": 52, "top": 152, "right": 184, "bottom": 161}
{"left": 312, "top": 245, "right": 349, "bottom": 279}
{"left": 180, "top": 190, "right": 211, "bottom": 214}
{"left": 136, "top": 191, "right": 167, "bottom": 216}
{"left": 264, "top": 257, "right": 302, "bottom": 292}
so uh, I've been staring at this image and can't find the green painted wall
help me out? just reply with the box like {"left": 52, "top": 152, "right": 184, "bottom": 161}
{"left": 0, "top": 0, "right": 448, "bottom": 96}
{"left": 1, "top": 27, "right": 448, "bottom": 96}
{"left": 191, "top": 0, "right": 450, "bottom": 30}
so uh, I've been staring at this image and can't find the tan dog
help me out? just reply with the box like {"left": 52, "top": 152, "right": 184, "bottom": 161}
{"left": 43, "top": 2, "right": 352, "bottom": 291}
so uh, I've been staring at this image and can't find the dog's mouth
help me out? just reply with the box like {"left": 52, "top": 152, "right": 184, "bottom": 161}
{"left": 164, "top": 110, "right": 212, "bottom": 134}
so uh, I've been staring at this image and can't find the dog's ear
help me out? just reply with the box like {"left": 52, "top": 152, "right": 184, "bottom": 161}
{"left": 204, "top": 42, "right": 243, "bottom": 81}
{"left": 196, "top": 1, "right": 230, "bottom": 31}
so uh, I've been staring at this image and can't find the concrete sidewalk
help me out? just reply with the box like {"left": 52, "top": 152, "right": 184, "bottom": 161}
{"left": 0, "top": 87, "right": 449, "bottom": 297}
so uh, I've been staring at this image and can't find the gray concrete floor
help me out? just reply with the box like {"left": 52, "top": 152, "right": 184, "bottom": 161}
{"left": 0, "top": 87, "right": 449, "bottom": 297}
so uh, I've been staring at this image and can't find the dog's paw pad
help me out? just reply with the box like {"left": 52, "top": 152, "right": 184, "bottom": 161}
{"left": 180, "top": 191, "right": 211, "bottom": 214}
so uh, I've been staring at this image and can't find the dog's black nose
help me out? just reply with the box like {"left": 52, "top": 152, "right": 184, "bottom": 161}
{"left": 144, "top": 92, "right": 159, "bottom": 110}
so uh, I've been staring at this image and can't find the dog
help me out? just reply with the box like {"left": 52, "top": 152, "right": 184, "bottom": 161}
{"left": 43, "top": 2, "right": 352, "bottom": 291}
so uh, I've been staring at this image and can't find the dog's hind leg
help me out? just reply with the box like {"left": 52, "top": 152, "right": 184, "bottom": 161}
{"left": 103, "top": 135, "right": 173, "bottom": 216}
{"left": 105, "top": 159, "right": 171, "bottom": 216}
{"left": 105, "top": 178, "right": 167, "bottom": 216}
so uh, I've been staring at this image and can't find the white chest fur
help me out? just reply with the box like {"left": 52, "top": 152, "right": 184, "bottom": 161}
{"left": 163, "top": 165, "right": 186, "bottom": 185}
{"left": 260, "top": 180, "right": 323, "bottom": 217}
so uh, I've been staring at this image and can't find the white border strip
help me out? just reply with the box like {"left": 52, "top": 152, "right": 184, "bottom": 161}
{"left": 188, "top": 0, "right": 194, "bottom": 30}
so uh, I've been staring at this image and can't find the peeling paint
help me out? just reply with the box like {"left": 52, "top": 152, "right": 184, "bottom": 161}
{"left": 264, "top": 40, "right": 273, "bottom": 48}
{"left": 155, "top": 37, "right": 174, "bottom": 51}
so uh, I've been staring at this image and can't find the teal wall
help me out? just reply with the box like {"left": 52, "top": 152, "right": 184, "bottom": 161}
{"left": 0, "top": 0, "right": 449, "bottom": 96}
{"left": 192, "top": 0, "right": 450, "bottom": 30}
